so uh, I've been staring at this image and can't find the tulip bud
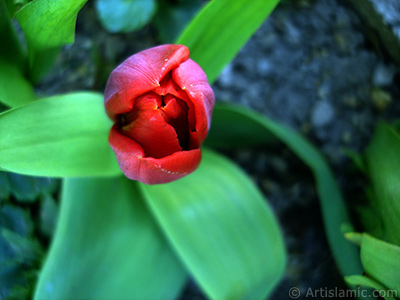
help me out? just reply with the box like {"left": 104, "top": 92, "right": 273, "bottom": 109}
{"left": 105, "top": 45, "right": 215, "bottom": 184}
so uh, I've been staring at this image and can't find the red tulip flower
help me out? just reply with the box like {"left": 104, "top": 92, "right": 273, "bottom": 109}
{"left": 105, "top": 45, "right": 215, "bottom": 184}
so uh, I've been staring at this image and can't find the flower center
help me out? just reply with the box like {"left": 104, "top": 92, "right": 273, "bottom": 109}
{"left": 119, "top": 74, "right": 192, "bottom": 158}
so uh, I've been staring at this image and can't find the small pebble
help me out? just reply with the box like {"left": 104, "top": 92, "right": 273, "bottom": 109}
{"left": 311, "top": 101, "right": 335, "bottom": 127}
{"left": 373, "top": 63, "right": 395, "bottom": 87}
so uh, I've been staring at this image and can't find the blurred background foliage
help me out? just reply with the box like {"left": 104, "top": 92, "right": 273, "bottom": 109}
{"left": 0, "top": 173, "right": 59, "bottom": 299}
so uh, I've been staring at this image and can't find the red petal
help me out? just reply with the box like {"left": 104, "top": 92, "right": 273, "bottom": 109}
{"left": 172, "top": 59, "right": 215, "bottom": 144}
{"left": 139, "top": 150, "right": 201, "bottom": 184}
{"left": 105, "top": 44, "right": 190, "bottom": 120}
{"left": 153, "top": 72, "right": 190, "bottom": 101}
{"left": 121, "top": 108, "right": 182, "bottom": 159}
{"left": 109, "top": 126, "right": 201, "bottom": 184}
{"left": 161, "top": 95, "right": 190, "bottom": 149}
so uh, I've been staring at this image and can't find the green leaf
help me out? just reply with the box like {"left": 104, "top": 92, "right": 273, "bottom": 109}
{"left": 207, "top": 104, "right": 363, "bottom": 277}
{"left": 15, "top": 0, "right": 87, "bottom": 49}
{"left": 360, "top": 234, "right": 400, "bottom": 296}
{"left": 34, "top": 177, "right": 186, "bottom": 300}
{"left": 365, "top": 122, "right": 400, "bottom": 246}
{"left": 95, "top": 0, "right": 156, "bottom": 33}
{"left": 15, "top": 0, "right": 88, "bottom": 82}
{"left": 26, "top": 47, "right": 61, "bottom": 84}
{"left": 0, "top": 1, "right": 34, "bottom": 108}
{"left": 0, "top": 59, "right": 36, "bottom": 108}
{"left": 345, "top": 275, "right": 396, "bottom": 300}
{"left": 176, "top": 0, "right": 280, "bottom": 83}
{"left": 3, "top": 0, "right": 30, "bottom": 17}
{"left": 140, "top": 149, "right": 286, "bottom": 300}
{"left": 0, "top": 92, "right": 121, "bottom": 177}
{"left": 205, "top": 105, "right": 277, "bottom": 148}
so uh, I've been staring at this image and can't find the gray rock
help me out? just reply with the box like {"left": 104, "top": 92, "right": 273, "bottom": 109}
{"left": 218, "top": 63, "right": 234, "bottom": 88}
{"left": 373, "top": 63, "right": 396, "bottom": 86}
{"left": 311, "top": 101, "right": 335, "bottom": 127}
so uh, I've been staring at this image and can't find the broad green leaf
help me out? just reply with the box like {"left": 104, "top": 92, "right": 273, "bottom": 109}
{"left": 207, "top": 104, "right": 362, "bottom": 276}
{"left": 360, "top": 234, "right": 400, "bottom": 296}
{"left": 34, "top": 177, "right": 186, "bottom": 300}
{"left": 205, "top": 105, "right": 277, "bottom": 148}
{"left": 95, "top": 0, "right": 156, "bottom": 33}
{"left": 176, "top": 0, "right": 280, "bottom": 83}
{"left": 365, "top": 122, "right": 400, "bottom": 246}
{"left": 15, "top": 0, "right": 88, "bottom": 82}
{"left": 0, "top": 59, "right": 36, "bottom": 108}
{"left": 345, "top": 275, "right": 396, "bottom": 300}
{"left": 15, "top": 0, "right": 87, "bottom": 49}
{"left": 141, "top": 149, "right": 286, "bottom": 300}
{"left": 0, "top": 92, "right": 121, "bottom": 177}
{"left": 3, "top": 0, "right": 30, "bottom": 17}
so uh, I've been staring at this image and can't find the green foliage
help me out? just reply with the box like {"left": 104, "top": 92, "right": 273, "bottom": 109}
{"left": 1, "top": 228, "right": 43, "bottom": 262}
{"left": 0, "top": 0, "right": 26, "bottom": 70}
{"left": 0, "top": 60, "right": 36, "bottom": 108}
{"left": 206, "top": 105, "right": 277, "bottom": 148}
{"left": 141, "top": 148, "right": 286, "bottom": 300}
{"left": 346, "top": 234, "right": 400, "bottom": 299}
{"left": 0, "top": 173, "right": 58, "bottom": 300}
{"left": 15, "top": 0, "right": 88, "bottom": 82}
{"left": 343, "top": 122, "right": 400, "bottom": 298}
{"left": 7, "top": 173, "right": 42, "bottom": 202}
{"left": 0, "top": 0, "right": 35, "bottom": 108}
{"left": 34, "top": 151, "right": 286, "bottom": 300}
{"left": 34, "top": 177, "right": 186, "bottom": 300}
{"left": 1, "top": 1, "right": 291, "bottom": 299}
{"left": 364, "top": 122, "right": 400, "bottom": 246}
{"left": 95, "top": 0, "right": 157, "bottom": 33}
{"left": 176, "top": 0, "right": 280, "bottom": 84}
{"left": 15, "top": 0, "right": 87, "bottom": 49}
{"left": 345, "top": 275, "right": 396, "bottom": 300}
{"left": 206, "top": 104, "right": 363, "bottom": 277}
{"left": 3, "top": 0, "right": 30, "bottom": 17}
{"left": 0, "top": 92, "right": 121, "bottom": 177}
{"left": 360, "top": 234, "right": 400, "bottom": 296}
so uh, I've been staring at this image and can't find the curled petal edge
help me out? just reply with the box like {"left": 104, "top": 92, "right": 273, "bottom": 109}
{"left": 109, "top": 125, "right": 202, "bottom": 185}
{"left": 172, "top": 59, "right": 215, "bottom": 143}
{"left": 105, "top": 44, "right": 190, "bottom": 120}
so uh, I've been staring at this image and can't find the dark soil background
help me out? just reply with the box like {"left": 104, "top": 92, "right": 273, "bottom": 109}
{"left": 2, "top": 0, "right": 400, "bottom": 299}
